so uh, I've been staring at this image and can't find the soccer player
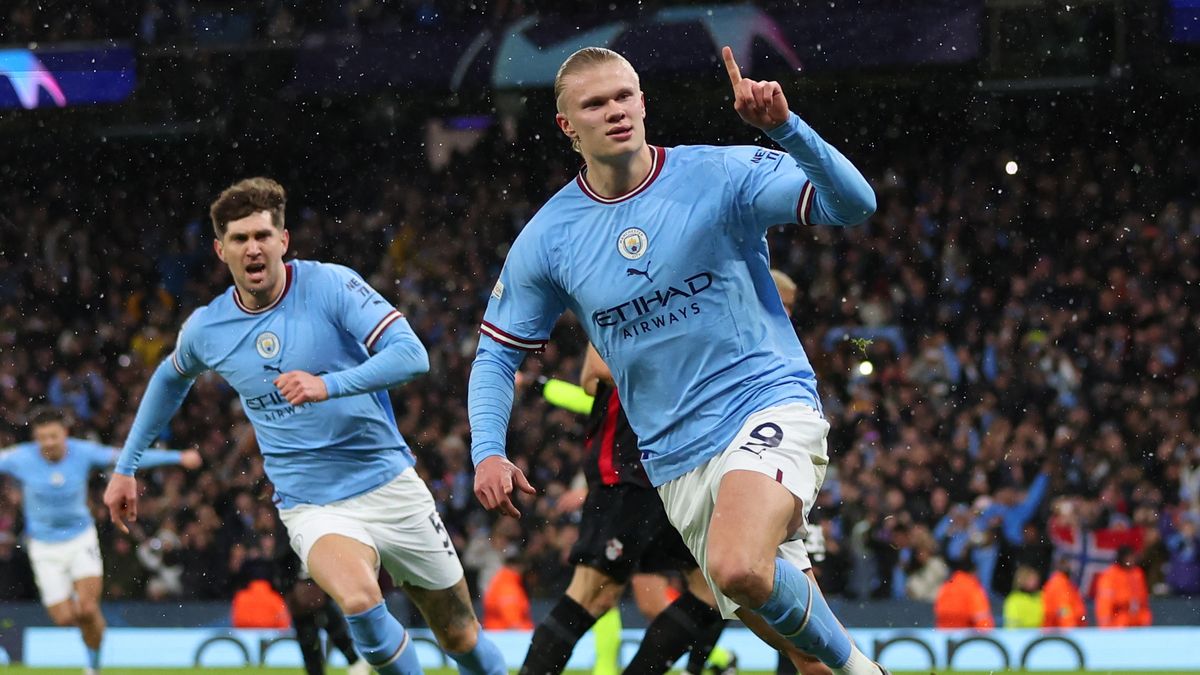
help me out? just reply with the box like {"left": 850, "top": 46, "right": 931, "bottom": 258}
{"left": 0, "top": 407, "right": 200, "bottom": 675}
{"left": 468, "top": 47, "right": 886, "bottom": 675}
{"left": 104, "top": 177, "right": 505, "bottom": 675}
{"left": 520, "top": 344, "right": 726, "bottom": 675}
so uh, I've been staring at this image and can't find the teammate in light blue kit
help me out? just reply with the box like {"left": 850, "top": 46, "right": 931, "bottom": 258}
{"left": 0, "top": 407, "right": 199, "bottom": 675}
{"left": 469, "top": 48, "right": 887, "bottom": 675}
{"left": 104, "top": 177, "right": 504, "bottom": 675}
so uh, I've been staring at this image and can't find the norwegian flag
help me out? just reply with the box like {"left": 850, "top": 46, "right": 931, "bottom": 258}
{"left": 1049, "top": 523, "right": 1144, "bottom": 597}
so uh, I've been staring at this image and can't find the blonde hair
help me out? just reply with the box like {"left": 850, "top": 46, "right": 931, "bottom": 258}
{"left": 770, "top": 269, "right": 797, "bottom": 296}
{"left": 554, "top": 47, "right": 638, "bottom": 153}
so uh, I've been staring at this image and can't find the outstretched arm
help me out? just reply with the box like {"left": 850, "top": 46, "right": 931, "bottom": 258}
{"left": 469, "top": 338, "right": 537, "bottom": 518}
{"left": 107, "top": 359, "right": 196, "bottom": 532}
{"left": 82, "top": 441, "right": 200, "bottom": 471}
{"left": 722, "top": 46, "right": 875, "bottom": 227}
{"left": 114, "top": 360, "right": 196, "bottom": 476}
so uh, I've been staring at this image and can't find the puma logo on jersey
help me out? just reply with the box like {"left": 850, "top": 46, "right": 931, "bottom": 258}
{"left": 626, "top": 263, "right": 654, "bottom": 283}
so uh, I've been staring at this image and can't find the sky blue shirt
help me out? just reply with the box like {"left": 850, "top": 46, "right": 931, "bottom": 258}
{"left": 469, "top": 113, "right": 875, "bottom": 486}
{"left": 116, "top": 260, "right": 429, "bottom": 508}
{"left": 0, "top": 439, "right": 181, "bottom": 542}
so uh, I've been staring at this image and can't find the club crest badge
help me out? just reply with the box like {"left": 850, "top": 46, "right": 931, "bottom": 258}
{"left": 617, "top": 227, "right": 648, "bottom": 260}
{"left": 255, "top": 331, "right": 281, "bottom": 359}
{"left": 605, "top": 537, "right": 625, "bottom": 561}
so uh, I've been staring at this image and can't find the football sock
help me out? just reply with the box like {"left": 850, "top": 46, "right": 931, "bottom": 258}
{"left": 591, "top": 609, "right": 621, "bottom": 675}
{"left": 344, "top": 601, "right": 422, "bottom": 675}
{"left": 519, "top": 595, "right": 597, "bottom": 675}
{"left": 753, "top": 558, "right": 874, "bottom": 675}
{"left": 449, "top": 633, "right": 507, "bottom": 675}
{"left": 86, "top": 648, "right": 101, "bottom": 670}
{"left": 776, "top": 652, "right": 798, "bottom": 675}
{"left": 685, "top": 613, "right": 728, "bottom": 674}
{"left": 292, "top": 609, "right": 325, "bottom": 675}
{"left": 626, "top": 592, "right": 722, "bottom": 675}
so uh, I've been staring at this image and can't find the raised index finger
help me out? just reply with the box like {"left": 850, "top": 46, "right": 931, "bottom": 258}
{"left": 722, "top": 46, "right": 741, "bottom": 86}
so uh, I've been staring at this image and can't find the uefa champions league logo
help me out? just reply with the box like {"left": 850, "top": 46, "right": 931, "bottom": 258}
{"left": 0, "top": 49, "right": 66, "bottom": 109}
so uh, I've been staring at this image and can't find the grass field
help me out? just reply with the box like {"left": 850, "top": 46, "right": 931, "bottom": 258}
{"left": 2, "top": 662, "right": 1200, "bottom": 667}
{"left": 6, "top": 669, "right": 1200, "bottom": 675}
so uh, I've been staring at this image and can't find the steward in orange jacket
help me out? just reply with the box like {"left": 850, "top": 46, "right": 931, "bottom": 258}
{"left": 1095, "top": 547, "right": 1151, "bottom": 627}
{"left": 1042, "top": 564, "right": 1087, "bottom": 628}
{"left": 483, "top": 564, "right": 533, "bottom": 630}
{"left": 232, "top": 579, "right": 291, "bottom": 628}
{"left": 1046, "top": 566, "right": 1094, "bottom": 624}
{"left": 935, "top": 568, "right": 995, "bottom": 629}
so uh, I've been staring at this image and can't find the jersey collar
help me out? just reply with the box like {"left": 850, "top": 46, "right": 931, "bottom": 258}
{"left": 576, "top": 145, "right": 666, "bottom": 205}
{"left": 233, "top": 262, "right": 294, "bottom": 314}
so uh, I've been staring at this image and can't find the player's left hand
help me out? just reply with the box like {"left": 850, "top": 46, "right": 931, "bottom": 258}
{"left": 179, "top": 449, "right": 203, "bottom": 470}
{"left": 274, "top": 371, "right": 329, "bottom": 405}
{"left": 474, "top": 455, "right": 537, "bottom": 519}
{"left": 722, "top": 46, "right": 790, "bottom": 131}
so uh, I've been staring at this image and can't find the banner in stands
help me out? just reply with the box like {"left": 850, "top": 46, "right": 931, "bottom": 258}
{"left": 288, "top": 1, "right": 981, "bottom": 95}
{"left": 0, "top": 45, "right": 136, "bottom": 110}
{"left": 20, "top": 626, "right": 1200, "bottom": 671}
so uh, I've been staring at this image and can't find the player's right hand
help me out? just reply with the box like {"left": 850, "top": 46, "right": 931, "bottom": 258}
{"left": 104, "top": 474, "right": 139, "bottom": 534}
{"left": 474, "top": 455, "right": 537, "bottom": 519}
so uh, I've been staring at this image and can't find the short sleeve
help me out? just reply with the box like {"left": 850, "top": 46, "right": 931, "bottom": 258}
{"left": 170, "top": 308, "right": 208, "bottom": 378}
{"left": 480, "top": 230, "right": 565, "bottom": 351}
{"left": 722, "top": 146, "right": 813, "bottom": 235}
{"left": 321, "top": 264, "right": 405, "bottom": 352}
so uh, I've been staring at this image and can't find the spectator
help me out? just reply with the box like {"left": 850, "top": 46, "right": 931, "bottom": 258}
{"left": 136, "top": 520, "right": 184, "bottom": 600}
{"left": 1165, "top": 516, "right": 1200, "bottom": 596}
{"left": 102, "top": 535, "right": 145, "bottom": 600}
{"left": 904, "top": 526, "right": 949, "bottom": 602}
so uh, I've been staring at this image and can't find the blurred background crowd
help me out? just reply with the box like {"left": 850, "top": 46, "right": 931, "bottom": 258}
{"left": 1, "top": 0, "right": 1198, "bottom": 631}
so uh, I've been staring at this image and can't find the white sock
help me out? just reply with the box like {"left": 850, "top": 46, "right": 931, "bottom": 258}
{"left": 834, "top": 644, "right": 879, "bottom": 675}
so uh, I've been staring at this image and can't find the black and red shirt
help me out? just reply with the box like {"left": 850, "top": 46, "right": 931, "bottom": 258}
{"left": 582, "top": 381, "right": 649, "bottom": 489}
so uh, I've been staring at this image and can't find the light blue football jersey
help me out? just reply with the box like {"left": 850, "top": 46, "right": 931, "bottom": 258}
{"left": 119, "top": 260, "right": 418, "bottom": 508}
{"left": 0, "top": 440, "right": 180, "bottom": 542}
{"left": 473, "top": 123, "right": 874, "bottom": 486}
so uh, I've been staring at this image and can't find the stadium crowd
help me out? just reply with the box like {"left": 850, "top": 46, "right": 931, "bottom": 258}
{"left": 1, "top": 89, "right": 1198, "bottom": 628}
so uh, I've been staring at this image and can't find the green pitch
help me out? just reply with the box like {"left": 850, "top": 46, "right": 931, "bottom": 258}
{"left": 7, "top": 662, "right": 1200, "bottom": 667}
{"left": 6, "top": 669, "right": 1200, "bottom": 675}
